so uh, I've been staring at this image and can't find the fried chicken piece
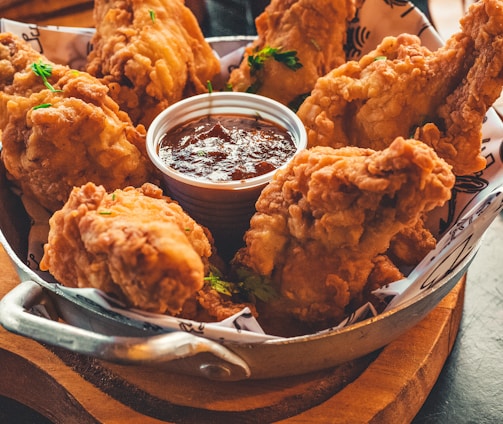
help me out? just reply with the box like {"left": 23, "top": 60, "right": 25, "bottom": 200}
{"left": 86, "top": 0, "right": 221, "bottom": 127}
{"left": 40, "top": 182, "right": 213, "bottom": 315}
{"left": 0, "top": 32, "right": 154, "bottom": 212}
{"left": 227, "top": 0, "right": 356, "bottom": 108}
{"left": 297, "top": 0, "right": 503, "bottom": 175}
{"left": 387, "top": 215, "right": 437, "bottom": 266}
{"left": 233, "top": 137, "right": 454, "bottom": 332}
{"left": 191, "top": 284, "right": 258, "bottom": 322}
{"left": 366, "top": 255, "right": 405, "bottom": 294}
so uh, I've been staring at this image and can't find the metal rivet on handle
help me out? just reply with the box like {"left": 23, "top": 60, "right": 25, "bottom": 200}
{"left": 199, "top": 363, "right": 232, "bottom": 380}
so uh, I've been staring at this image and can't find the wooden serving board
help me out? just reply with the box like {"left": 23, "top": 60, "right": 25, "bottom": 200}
{"left": 0, "top": 244, "right": 465, "bottom": 423}
{"left": 0, "top": 0, "right": 94, "bottom": 28}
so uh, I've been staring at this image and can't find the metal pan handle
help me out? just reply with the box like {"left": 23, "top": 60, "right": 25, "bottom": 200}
{"left": 0, "top": 280, "right": 251, "bottom": 381}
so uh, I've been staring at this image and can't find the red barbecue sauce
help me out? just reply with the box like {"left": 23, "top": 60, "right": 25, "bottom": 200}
{"left": 158, "top": 114, "right": 296, "bottom": 182}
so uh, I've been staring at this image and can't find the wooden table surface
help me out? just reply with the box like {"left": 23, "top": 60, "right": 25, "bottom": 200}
{"left": 0, "top": 0, "right": 94, "bottom": 27}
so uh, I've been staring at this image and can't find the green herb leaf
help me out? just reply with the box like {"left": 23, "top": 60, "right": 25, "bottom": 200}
{"left": 246, "top": 46, "right": 302, "bottom": 93}
{"left": 205, "top": 265, "right": 278, "bottom": 303}
{"left": 248, "top": 46, "right": 302, "bottom": 75}
{"left": 31, "top": 60, "right": 62, "bottom": 92}
{"left": 206, "top": 80, "right": 213, "bottom": 93}
{"left": 31, "top": 60, "right": 52, "bottom": 78}
{"left": 149, "top": 9, "right": 156, "bottom": 23}
{"left": 205, "top": 273, "right": 234, "bottom": 297}
{"left": 272, "top": 49, "right": 303, "bottom": 71}
{"left": 33, "top": 103, "right": 52, "bottom": 110}
{"left": 374, "top": 55, "right": 387, "bottom": 61}
{"left": 235, "top": 267, "right": 278, "bottom": 302}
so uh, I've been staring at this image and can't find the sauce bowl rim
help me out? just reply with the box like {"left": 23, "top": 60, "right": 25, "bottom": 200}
{"left": 146, "top": 91, "right": 308, "bottom": 190}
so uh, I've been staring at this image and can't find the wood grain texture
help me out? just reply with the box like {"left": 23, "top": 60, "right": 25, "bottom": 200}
{"left": 0, "top": 0, "right": 94, "bottom": 27}
{"left": 0, "top": 245, "right": 465, "bottom": 423}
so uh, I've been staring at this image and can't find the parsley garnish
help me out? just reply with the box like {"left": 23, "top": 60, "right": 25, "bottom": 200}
{"left": 234, "top": 267, "right": 278, "bottom": 302}
{"left": 33, "top": 103, "right": 51, "bottom": 110}
{"left": 374, "top": 56, "right": 387, "bottom": 61}
{"left": 248, "top": 46, "right": 302, "bottom": 75}
{"left": 205, "top": 272, "right": 234, "bottom": 297}
{"left": 246, "top": 46, "right": 302, "bottom": 93}
{"left": 31, "top": 60, "right": 62, "bottom": 92}
{"left": 205, "top": 265, "right": 278, "bottom": 302}
{"left": 149, "top": 9, "right": 156, "bottom": 23}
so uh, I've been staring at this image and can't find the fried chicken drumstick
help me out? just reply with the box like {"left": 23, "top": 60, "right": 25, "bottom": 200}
{"left": 228, "top": 0, "right": 356, "bottom": 108}
{"left": 297, "top": 0, "right": 503, "bottom": 175}
{"left": 40, "top": 182, "right": 213, "bottom": 315}
{"left": 86, "top": 0, "right": 221, "bottom": 127}
{"left": 0, "top": 33, "right": 153, "bottom": 212}
{"left": 233, "top": 138, "right": 455, "bottom": 333}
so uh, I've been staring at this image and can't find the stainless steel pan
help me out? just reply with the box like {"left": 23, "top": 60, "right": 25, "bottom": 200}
{"left": 0, "top": 221, "right": 478, "bottom": 381}
{"left": 1, "top": 155, "right": 499, "bottom": 380}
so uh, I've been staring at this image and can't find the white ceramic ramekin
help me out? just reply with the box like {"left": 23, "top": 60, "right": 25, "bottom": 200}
{"left": 146, "top": 91, "right": 307, "bottom": 258}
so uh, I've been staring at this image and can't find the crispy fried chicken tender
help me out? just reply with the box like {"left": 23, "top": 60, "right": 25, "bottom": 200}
{"left": 40, "top": 182, "right": 213, "bottom": 315}
{"left": 0, "top": 33, "right": 153, "bottom": 212}
{"left": 234, "top": 137, "right": 455, "bottom": 331}
{"left": 228, "top": 0, "right": 356, "bottom": 107}
{"left": 86, "top": 0, "right": 221, "bottom": 127}
{"left": 297, "top": 0, "right": 503, "bottom": 175}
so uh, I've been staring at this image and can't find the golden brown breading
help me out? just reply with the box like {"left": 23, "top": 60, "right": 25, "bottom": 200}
{"left": 366, "top": 255, "right": 405, "bottom": 294}
{"left": 193, "top": 284, "right": 258, "bottom": 322}
{"left": 86, "top": 0, "right": 221, "bottom": 127}
{"left": 387, "top": 216, "right": 437, "bottom": 266}
{"left": 233, "top": 137, "right": 455, "bottom": 331}
{"left": 0, "top": 32, "right": 154, "bottom": 212}
{"left": 40, "top": 182, "right": 213, "bottom": 315}
{"left": 297, "top": 0, "right": 503, "bottom": 175}
{"left": 228, "top": 0, "right": 356, "bottom": 108}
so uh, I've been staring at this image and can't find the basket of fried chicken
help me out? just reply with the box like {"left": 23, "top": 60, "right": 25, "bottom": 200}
{"left": 0, "top": 0, "right": 502, "bottom": 380}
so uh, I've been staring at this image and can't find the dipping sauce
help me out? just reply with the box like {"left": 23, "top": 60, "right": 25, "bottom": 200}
{"left": 158, "top": 114, "right": 297, "bottom": 182}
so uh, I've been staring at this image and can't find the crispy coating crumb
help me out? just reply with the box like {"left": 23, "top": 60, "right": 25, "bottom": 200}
{"left": 228, "top": 0, "right": 356, "bottom": 107}
{"left": 234, "top": 137, "right": 454, "bottom": 332}
{"left": 298, "top": 0, "right": 503, "bottom": 175}
{"left": 87, "top": 0, "right": 221, "bottom": 127}
{"left": 0, "top": 33, "right": 154, "bottom": 212}
{"left": 40, "top": 182, "right": 212, "bottom": 315}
